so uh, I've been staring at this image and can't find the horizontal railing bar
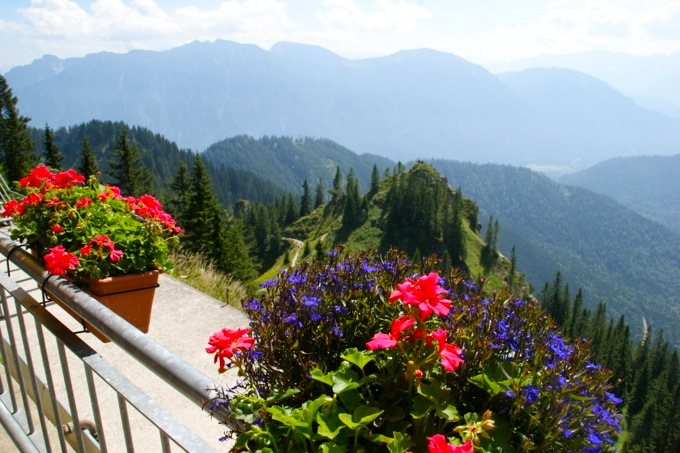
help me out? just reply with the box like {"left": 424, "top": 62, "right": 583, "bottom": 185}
{"left": 0, "top": 232, "right": 229, "bottom": 422}
{"left": 0, "top": 260, "right": 219, "bottom": 452}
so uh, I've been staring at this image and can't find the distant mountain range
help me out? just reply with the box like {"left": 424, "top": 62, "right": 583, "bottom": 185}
{"left": 560, "top": 154, "right": 680, "bottom": 235}
{"left": 428, "top": 159, "right": 680, "bottom": 347}
{"left": 5, "top": 40, "right": 679, "bottom": 171}
{"left": 490, "top": 50, "right": 680, "bottom": 119}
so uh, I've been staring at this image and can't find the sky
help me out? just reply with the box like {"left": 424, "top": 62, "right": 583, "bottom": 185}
{"left": 1, "top": 0, "right": 680, "bottom": 73}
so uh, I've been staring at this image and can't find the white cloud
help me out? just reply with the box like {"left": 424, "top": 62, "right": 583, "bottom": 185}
{"left": 5, "top": 0, "right": 297, "bottom": 69}
{"left": 316, "top": 0, "right": 430, "bottom": 33}
{"left": 643, "top": 1, "right": 680, "bottom": 40}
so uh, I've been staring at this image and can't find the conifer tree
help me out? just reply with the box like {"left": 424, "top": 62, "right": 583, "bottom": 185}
{"left": 183, "top": 155, "right": 222, "bottom": 251}
{"left": 508, "top": 245, "right": 517, "bottom": 289}
{"left": 0, "top": 74, "right": 37, "bottom": 181}
{"left": 108, "top": 129, "right": 152, "bottom": 196}
{"left": 342, "top": 168, "right": 361, "bottom": 228}
{"left": 314, "top": 178, "right": 325, "bottom": 208}
{"left": 78, "top": 135, "right": 99, "bottom": 178}
{"left": 169, "top": 161, "right": 191, "bottom": 222}
{"left": 330, "top": 166, "right": 343, "bottom": 203}
{"left": 369, "top": 163, "right": 381, "bottom": 197}
{"left": 221, "top": 221, "right": 257, "bottom": 282}
{"left": 43, "top": 124, "right": 64, "bottom": 170}
{"left": 299, "top": 179, "right": 312, "bottom": 217}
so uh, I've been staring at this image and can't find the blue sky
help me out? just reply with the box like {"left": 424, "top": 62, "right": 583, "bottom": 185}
{"left": 1, "top": 0, "right": 680, "bottom": 72}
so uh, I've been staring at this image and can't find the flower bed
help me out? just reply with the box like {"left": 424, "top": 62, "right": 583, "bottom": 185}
{"left": 207, "top": 249, "right": 622, "bottom": 452}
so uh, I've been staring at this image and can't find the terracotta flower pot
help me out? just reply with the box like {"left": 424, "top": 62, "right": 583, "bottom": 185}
{"left": 49, "top": 270, "right": 160, "bottom": 343}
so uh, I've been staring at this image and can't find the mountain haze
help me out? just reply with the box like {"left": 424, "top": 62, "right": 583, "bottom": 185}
{"left": 429, "top": 159, "right": 680, "bottom": 347}
{"left": 6, "top": 40, "right": 679, "bottom": 170}
{"left": 560, "top": 154, "right": 680, "bottom": 235}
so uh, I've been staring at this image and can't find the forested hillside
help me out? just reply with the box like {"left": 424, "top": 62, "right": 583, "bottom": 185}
{"left": 429, "top": 159, "right": 680, "bottom": 347}
{"left": 560, "top": 154, "right": 680, "bottom": 235}
{"left": 202, "top": 135, "right": 393, "bottom": 194}
{"left": 29, "top": 120, "right": 285, "bottom": 206}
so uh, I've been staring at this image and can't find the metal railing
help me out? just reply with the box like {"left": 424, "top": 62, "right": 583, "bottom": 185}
{"left": 0, "top": 232, "right": 231, "bottom": 452}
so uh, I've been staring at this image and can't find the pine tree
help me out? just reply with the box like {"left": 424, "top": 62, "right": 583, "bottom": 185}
{"left": 78, "top": 135, "right": 99, "bottom": 178}
{"left": 508, "top": 245, "right": 517, "bottom": 289}
{"left": 314, "top": 178, "right": 325, "bottom": 208}
{"left": 342, "top": 168, "right": 361, "bottom": 228}
{"left": 0, "top": 74, "right": 37, "bottom": 181}
{"left": 369, "top": 163, "right": 381, "bottom": 197}
{"left": 299, "top": 179, "right": 312, "bottom": 217}
{"left": 43, "top": 124, "right": 64, "bottom": 170}
{"left": 108, "top": 129, "right": 152, "bottom": 196}
{"left": 330, "top": 166, "right": 343, "bottom": 203}
{"left": 169, "top": 161, "right": 191, "bottom": 222}
{"left": 183, "top": 155, "right": 223, "bottom": 252}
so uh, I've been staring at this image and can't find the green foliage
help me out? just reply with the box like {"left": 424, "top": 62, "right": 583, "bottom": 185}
{"left": 211, "top": 249, "right": 621, "bottom": 452}
{"left": 107, "top": 129, "right": 153, "bottom": 197}
{"left": 202, "top": 135, "right": 391, "bottom": 197}
{"left": 77, "top": 135, "right": 99, "bottom": 178}
{"left": 31, "top": 120, "right": 285, "bottom": 206}
{"left": 0, "top": 74, "right": 38, "bottom": 181}
{"left": 43, "top": 124, "right": 64, "bottom": 170}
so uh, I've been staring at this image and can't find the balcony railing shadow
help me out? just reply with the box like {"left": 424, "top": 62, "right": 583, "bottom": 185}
{"left": 0, "top": 231, "right": 247, "bottom": 452}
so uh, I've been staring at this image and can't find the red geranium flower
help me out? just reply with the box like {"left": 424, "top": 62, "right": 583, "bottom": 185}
{"left": 51, "top": 224, "right": 64, "bottom": 233}
{"left": 427, "top": 435, "right": 473, "bottom": 453}
{"left": 44, "top": 246, "right": 80, "bottom": 276}
{"left": 206, "top": 328, "right": 255, "bottom": 372}
{"left": 389, "top": 272, "right": 452, "bottom": 320}
{"left": 19, "top": 165, "right": 54, "bottom": 188}
{"left": 366, "top": 315, "right": 415, "bottom": 350}
{"left": 432, "top": 329, "right": 464, "bottom": 372}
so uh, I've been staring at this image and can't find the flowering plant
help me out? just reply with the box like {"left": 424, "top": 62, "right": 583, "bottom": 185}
{"left": 207, "top": 249, "right": 622, "bottom": 452}
{"left": 3, "top": 165, "right": 182, "bottom": 281}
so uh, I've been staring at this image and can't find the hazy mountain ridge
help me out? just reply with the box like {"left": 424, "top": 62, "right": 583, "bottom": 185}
{"left": 490, "top": 50, "right": 680, "bottom": 118}
{"left": 6, "top": 40, "right": 679, "bottom": 170}
{"left": 560, "top": 154, "right": 680, "bottom": 235}
{"left": 428, "top": 159, "right": 680, "bottom": 346}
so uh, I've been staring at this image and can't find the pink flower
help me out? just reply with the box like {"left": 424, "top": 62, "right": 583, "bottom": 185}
{"left": 44, "top": 246, "right": 80, "bottom": 276}
{"left": 206, "top": 328, "right": 255, "bottom": 372}
{"left": 432, "top": 329, "right": 464, "bottom": 372}
{"left": 109, "top": 248, "right": 124, "bottom": 262}
{"left": 79, "top": 244, "right": 92, "bottom": 256}
{"left": 366, "top": 315, "right": 415, "bottom": 350}
{"left": 389, "top": 272, "right": 452, "bottom": 320}
{"left": 427, "top": 435, "right": 473, "bottom": 453}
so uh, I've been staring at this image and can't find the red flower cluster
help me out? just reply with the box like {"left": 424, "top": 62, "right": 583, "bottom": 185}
{"left": 390, "top": 272, "right": 452, "bottom": 320}
{"left": 206, "top": 328, "right": 255, "bottom": 372}
{"left": 427, "top": 435, "right": 474, "bottom": 453}
{"left": 367, "top": 272, "right": 464, "bottom": 373}
{"left": 19, "top": 165, "right": 84, "bottom": 189}
{"left": 44, "top": 246, "right": 80, "bottom": 276}
{"left": 129, "top": 194, "right": 183, "bottom": 234}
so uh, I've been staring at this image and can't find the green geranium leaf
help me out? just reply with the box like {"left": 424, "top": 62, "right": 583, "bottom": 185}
{"left": 320, "top": 442, "right": 346, "bottom": 453}
{"left": 332, "top": 367, "right": 361, "bottom": 394}
{"left": 412, "top": 393, "right": 435, "bottom": 419}
{"left": 387, "top": 431, "right": 412, "bottom": 453}
{"left": 267, "top": 406, "right": 309, "bottom": 429}
{"left": 340, "top": 348, "right": 374, "bottom": 371}
{"left": 436, "top": 403, "right": 460, "bottom": 422}
{"left": 316, "top": 403, "right": 347, "bottom": 440}
{"left": 338, "top": 405, "right": 383, "bottom": 430}
{"left": 311, "top": 368, "right": 335, "bottom": 387}
{"left": 266, "top": 387, "right": 300, "bottom": 403}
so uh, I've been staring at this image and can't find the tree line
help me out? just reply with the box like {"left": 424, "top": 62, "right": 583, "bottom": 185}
{"left": 540, "top": 273, "right": 680, "bottom": 452}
